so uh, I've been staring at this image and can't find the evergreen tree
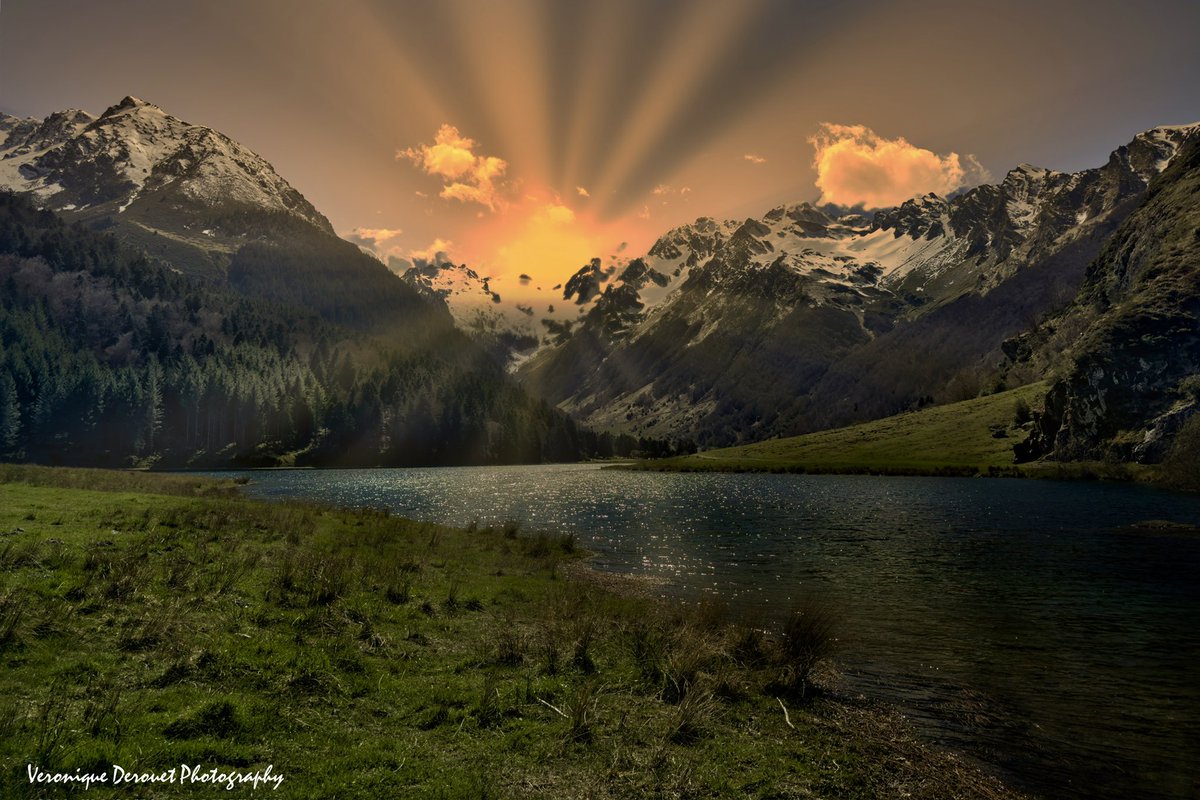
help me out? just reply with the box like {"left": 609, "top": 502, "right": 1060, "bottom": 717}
{"left": 0, "top": 371, "right": 21, "bottom": 454}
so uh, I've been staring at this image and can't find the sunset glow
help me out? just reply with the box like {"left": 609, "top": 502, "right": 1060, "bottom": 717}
{"left": 453, "top": 189, "right": 628, "bottom": 292}
{"left": 2, "top": 4, "right": 1199, "bottom": 798}
{"left": 4, "top": 0, "right": 1198, "bottom": 288}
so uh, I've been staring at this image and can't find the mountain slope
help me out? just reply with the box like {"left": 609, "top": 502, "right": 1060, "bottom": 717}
{"left": 0, "top": 98, "right": 653, "bottom": 467}
{"left": 1011, "top": 138, "right": 1200, "bottom": 463}
{"left": 519, "top": 124, "right": 1200, "bottom": 447}
{"left": 0, "top": 97, "right": 451, "bottom": 337}
{"left": 629, "top": 382, "right": 1048, "bottom": 475}
{"left": 0, "top": 97, "right": 331, "bottom": 270}
{"left": 397, "top": 253, "right": 592, "bottom": 362}
{"left": 0, "top": 192, "right": 614, "bottom": 467}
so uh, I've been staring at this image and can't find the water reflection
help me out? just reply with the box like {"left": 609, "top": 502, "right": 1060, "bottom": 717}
{"left": 222, "top": 464, "right": 1200, "bottom": 800}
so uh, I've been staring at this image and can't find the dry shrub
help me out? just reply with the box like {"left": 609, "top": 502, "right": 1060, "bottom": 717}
{"left": 773, "top": 600, "right": 837, "bottom": 698}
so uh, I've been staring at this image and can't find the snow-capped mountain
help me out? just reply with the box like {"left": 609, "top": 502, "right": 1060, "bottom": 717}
{"left": 1014, "top": 133, "right": 1200, "bottom": 464}
{"left": 397, "top": 254, "right": 601, "bottom": 362}
{"left": 518, "top": 123, "right": 1200, "bottom": 446}
{"left": 0, "top": 96, "right": 334, "bottom": 278}
{"left": 0, "top": 97, "right": 447, "bottom": 334}
{"left": 395, "top": 215, "right": 749, "bottom": 364}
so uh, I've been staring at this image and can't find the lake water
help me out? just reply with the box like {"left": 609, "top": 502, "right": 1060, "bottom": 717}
{"left": 220, "top": 464, "right": 1200, "bottom": 799}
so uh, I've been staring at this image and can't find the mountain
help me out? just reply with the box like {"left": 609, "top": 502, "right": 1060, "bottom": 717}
{"left": 1010, "top": 137, "right": 1200, "bottom": 464}
{"left": 517, "top": 124, "right": 1200, "bottom": 448}
{"left": 0, "top": 97, "right": 445, "bottom": 338}
{"left": 0, "top": 99, "right": 668, "bottom": 467}
{"left": 396, "top": 253, "right": 593, "bottom": 365}
{"left": 0, "top": 191, "right": 616, "bottom": 467}
{"left": 0, "top": 96, "right": 330, "bottom": 276}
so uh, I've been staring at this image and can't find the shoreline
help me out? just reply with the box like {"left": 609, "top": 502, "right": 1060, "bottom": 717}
{"left": 557, "top": 556, "right": 1029, "bottom": 799}
{"left": 615, "top": 456, "right": 1165, "bottom": 486}
{"left": 0, "top": 464, "right": 1031, "bottom": 799}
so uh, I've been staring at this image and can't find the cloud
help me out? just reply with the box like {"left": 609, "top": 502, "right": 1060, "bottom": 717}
{"left": 398, "top": 124, "right": 508, "bottom": 211}
{"left": 743, "top": 154, "right": 767, "bottom": 164}
{"left": 575, "top": 186, "right": 590, "bottom": 198}
{"left": 808, "top": 123, "right": 990, "bottom": 209}
{"left": 409, "top": 237, "right": 455, "bottom": 264}
{"left": 386, "top": 255, "right": 413, "bottom": 274}
{"left": 649, "top": 185, "right": 691, "bottom": 205}
{"left": 344, "top": 227, "right": 403, "bottom": 250}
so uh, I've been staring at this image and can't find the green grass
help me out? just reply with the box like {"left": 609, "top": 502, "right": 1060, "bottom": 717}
{"left": 0, "top": 466, "right": 1021, "bottom": 799}
{"left": 624, "top": 382, "right": 1165, "bottom": 483}
{"left": 628, "top": 383, "right": 1171, "bottom": 484}
{"left": 629, "top": 382, "right": 1098, "bottom": 477}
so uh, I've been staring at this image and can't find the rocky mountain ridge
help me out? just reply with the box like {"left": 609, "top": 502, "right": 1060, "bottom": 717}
{"left": 0, "top": 97, "right": 336, "bottom": 280}
{"left": 1011, "top": 136, "right": 1200, "bottom": 464}
{"left": 516, "top": 123, "right": 1200, "bottom": 447}
{"left": 397, "top": 252, "right": 594, "bottom": 360}
{"left": 0, "top": 97, "right": 449, "bottom": 336}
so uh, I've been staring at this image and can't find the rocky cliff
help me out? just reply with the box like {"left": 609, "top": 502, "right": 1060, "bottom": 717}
{"left": 1013, "top": 138, "right": 1200, "bottom": 463}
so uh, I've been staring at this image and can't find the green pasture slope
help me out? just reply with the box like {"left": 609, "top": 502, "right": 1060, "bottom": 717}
{"left": 633, "top": 383, "right": 1076, "bottom": 477}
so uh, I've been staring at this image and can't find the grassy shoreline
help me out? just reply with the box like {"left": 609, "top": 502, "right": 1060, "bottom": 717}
{"left": 619, "top": 383, "right": 1160, "bottom": 485}
{"left": 0, "top": 466, "right": 1025, "bottom": 798}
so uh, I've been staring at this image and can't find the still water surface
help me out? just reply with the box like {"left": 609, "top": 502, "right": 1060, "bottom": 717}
{"left": 224, "top": 464, "right": 1200, "bottom": 799}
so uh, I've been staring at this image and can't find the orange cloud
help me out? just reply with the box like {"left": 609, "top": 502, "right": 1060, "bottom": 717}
{"left": 349, "top": 226, "right": 402, "bottom": 244}
{"left": 344, "top": 226, "right": 405, "bottom": 258}
{"left": 398, "top": 124, "right": 508, "bottom": 211}
{"left": 410, "top": 237, "right": 454, "bottom": 263}
{"left": 649, "top": 184, "right": 691, "bottom": 204}
{"left": 809, "top": 123, "right": 990, "bottom": 208}
{"left": 575, "top": 186, "right": 590, "bottom": 198}
{"left": 743, "top": 153, "right": 767, "bottom": 164}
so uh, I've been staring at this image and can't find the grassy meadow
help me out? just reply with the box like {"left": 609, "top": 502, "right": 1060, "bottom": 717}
{"left": 0, "top": 465, "right": 1024, "bottom": 798}
{"left": 628, "top": 382, "right": 1152, "bottom": 481}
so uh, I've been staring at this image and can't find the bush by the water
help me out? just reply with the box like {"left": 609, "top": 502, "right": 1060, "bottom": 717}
{"left": 1162, "top": 414, "right": 1200, "bottom": 491}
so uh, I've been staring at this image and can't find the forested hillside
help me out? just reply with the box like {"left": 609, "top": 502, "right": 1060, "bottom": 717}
{"left": 0, "top": 193, "right": 672, "bottom": 467}
{"left": 227, "top": 229, "right": 450, "bottom": 335}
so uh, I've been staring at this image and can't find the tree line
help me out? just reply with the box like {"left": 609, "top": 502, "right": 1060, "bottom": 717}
{"left": 0, "top": 193, "right": 688, "bottom": 467}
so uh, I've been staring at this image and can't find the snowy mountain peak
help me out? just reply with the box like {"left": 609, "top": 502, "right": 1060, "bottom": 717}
{"left": 400, "top": 255, "right": 588, "bottom": 361}
{"left": 1111, "top": 122, "right": 1200, "bottom": 184}
{"left": 101, "top": 95, "right": 158, "bottom": 117}
{"left": 0, "top": 108, "right": 95, "bottom": 153}
{"left": 1132, "top": 122, "right": 1200, "bottom": 147}
{"left": 646, "top": 216, "right": 739, "bottom": 262}
{"left": 1003, "top": 163, "right": 1058, "bottom": 190}
{"left": 0, "top": 96, "right": 333, "bottom": 236}
{"left": 762, "top": 203, "right": 837, "bottom": 237}
{"left": 1011, "top": 162, "right": 1049, "bottom": 175}
{"left": 873, "top": 193, "right": 950, "bottom": 240}
{"left": 517, "top": 124, "right": 1200, "bottom": 446}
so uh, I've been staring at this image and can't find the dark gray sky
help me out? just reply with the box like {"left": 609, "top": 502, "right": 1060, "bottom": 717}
{"left": 2, "top": 0, "right": 1198, "bottom": 283}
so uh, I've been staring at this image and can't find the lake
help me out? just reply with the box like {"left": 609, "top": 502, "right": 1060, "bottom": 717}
{"left": 219, "top": 464, "right": 1200, "bottom": 799}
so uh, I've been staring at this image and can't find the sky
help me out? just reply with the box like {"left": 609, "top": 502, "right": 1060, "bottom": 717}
{"left": 2, "top": 0, "right": 1199, "bottom": 290}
